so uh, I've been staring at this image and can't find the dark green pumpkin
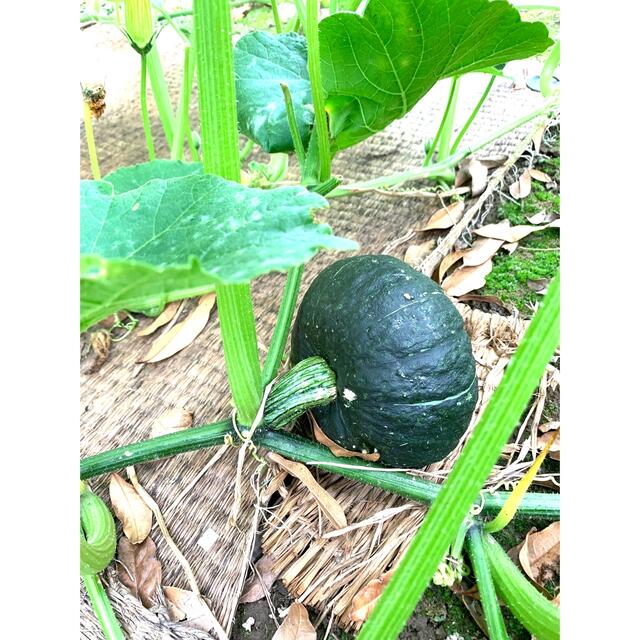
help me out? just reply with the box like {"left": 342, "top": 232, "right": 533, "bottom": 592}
{"left": 291, "top": 255, "right": 478, "bottom": 468}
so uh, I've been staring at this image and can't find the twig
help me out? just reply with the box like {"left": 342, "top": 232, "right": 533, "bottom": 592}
{"left": 417, "top": 118, "right": 550, "bottom": 277}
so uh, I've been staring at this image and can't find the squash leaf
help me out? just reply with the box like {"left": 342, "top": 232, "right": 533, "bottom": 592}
{"left": 235, "top": 31, "right": 314, "bottom": 153}
{"left": 103, "top": 159, "right": 203, "bottom": 193}
{"left": 319, "top": 0, "right": 553, "bottom": 150}
{"left": 80, "top": 173, "right": 356, "bottom": 331}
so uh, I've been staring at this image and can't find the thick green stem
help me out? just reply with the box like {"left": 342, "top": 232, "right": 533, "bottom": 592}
{"left": 82, "top": 574, "right": 125, "bottom": 640}
{"left": 466, "top": 526, "right": 508, "bottom": 640}
{"left": 450, "top": 75, "right": 496, "bottom": 155}
{"left": 171, "top": 46, "right": 196, "bottom": 160}
{"left": 216, "top": 285, "right": 262, "bottom": 424}
{"left": 540, "top": 40, "right": 560, "bottom": 98}
{"left": 425, "top": 77, "right": 459, "bottom": 166}
{"left": 330, "top": 99, "right": 559, "bottom": 196}
{"left": 280, "top": 82, "right": 307, "bottom": 168}
{"left": 306, "top": 0, "right": 332, "bottom": 182}
{"left": 483, "top": 533, "right": 560, "bottom": 640}
{"left": 262, "top": 265, "right": 304, "bottom": 386}
{"left": 239, "top": 139, "right": 255, "bottom": 162}
{"left": 140, "top": 54, "right": 156, "bottom": 161}
{"left": 146, "top": 47, "right": 175, "bottom": 148}
{"left": 82, "top": 101, "right": 101, "bottom": 180}
{"left": 194, "top": 0, "right": 262, "bottom": 425}
{"left": 271, "top": 0, "right": 283, "bottom": 32}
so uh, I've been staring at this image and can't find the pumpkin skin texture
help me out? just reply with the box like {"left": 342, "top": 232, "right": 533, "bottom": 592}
{"left": 290, "top": 255, "right": 478, "bottom": 468}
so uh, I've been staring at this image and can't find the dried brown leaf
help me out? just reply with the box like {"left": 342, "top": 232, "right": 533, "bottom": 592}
{"left": 538, "top": 422, "right": 560, "bottom": 461}
{"left": 150, "top": 407, "right": 193, "bottom": 438}
{"left": 475, "top": 222, "right": 547, "bottom": 243}
{"left": 509, "top": 169, "right": 532, "bottom": 199}
{"left": 116, "top": 536, "right": 162, "bottom": 608}
{"left": 529, "top": 168, "right": 552, "bottom": 183}
{"left": 519, "top": 522, "right": 560, "bottom": 588}
{"left": 436, "top": 250, "right": 465, "bottom": 284}
{"left": 273, "top": 603, "right": 316, "bottom": 640}
{"left": 442, "top": 260, "right": 493, "bottom": 297}
{"left": 467, "top": 158, "right": 489, "bottom": 196}
{"left": 312, "top": 415, "right": 380, "bottom": 462}
{"left": 349, "top": 571, "right": 394, "bottom": 623}
{"left": 163, "top": 586, "right": 219, "bottom": 633}
{"left": 140, "top": 293, "right": 215, "bottom": 363}
{"left": 84, "top": 330, "right": 111, "bottom": 374}
{"left": 137, "top": 301, "right": 181, "bottom": 336}
{"left": 502, "top": 241, "right": 519, "bottom": 254}
{"left": 457, "top": 294, "right": 510, "bottom": 312}
{"left": 455, "top": 156, "right": 506, "bottom": 187}
{"left": 462, "top": 237, "right": 504, "bottom": 267}
{"left": 267, "top": 452, "right": 347, "bottom": 529}
{"left": 552, "top": 592, "right": 560, "bottom": 607}
{"left": 527, "top": 278, "right": 549, "bottom": 294}
{"left": 404, "top": 239, "right": 436, "bottom": 267}
{"left": 110, "top": 473, "right": 152, "bottom": 544}
{"left": 240, "top": 555, "right": 277, "bottom": 604}
{"left": 417, "top": 201, "right": 465, "bottom": 231}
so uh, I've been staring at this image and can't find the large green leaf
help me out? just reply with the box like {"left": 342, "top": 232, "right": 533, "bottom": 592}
{"left": 103, "top": 160, "right": 203, "bottom": 193}
{"left": 234, "top": 31, "right": 314, "bottom": 153}
{"left": 80, "top": 174, "right": 357, "bottom": 331}
{"left": 319, "top": 0, "right": 553, "bottom": 150}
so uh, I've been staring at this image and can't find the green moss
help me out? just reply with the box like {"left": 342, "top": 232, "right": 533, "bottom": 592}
{"left": 481, "top": 170, "right": 560, "bottom": 316}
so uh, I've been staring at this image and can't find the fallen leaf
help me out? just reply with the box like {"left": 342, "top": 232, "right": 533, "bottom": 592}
{"left": 509, "top": 169, "right": 532, "bottom": 199}
{"left": 442, "top": 260, "right": 493, "bottom": 297}
{"left": 312, "top": 415, "right": 380, "bottom": 462}
{"left": 163, "top": 587, "right": 220, "bottom": 633}
{"left": 230, "top": 3, "right": 252, "bottom": 20}
{"left": 403, "top": 239, "right": 436, "bottom": 267}
{"left": 150, "top": 407, "right": 193, "bottom": 438}
{"left": 462, "top": 237, "right": 504, "bottom": 267}
{"left": 532, "top": 126, "right": 545, "bottom": 154}
{"left": 83, "top": 330, "right": 111, "bottom": 374}
{"left": 475, "top": 222, "right": 547, "bottom": 243}
{"left": 140, "top": 293, "right": 216, "bottom": 363}
{"left": 436, "top": 250, "right": 465, "bottom": 284}
{"left": 527, "top": 278, "right": 549, "bottom": 294}
{"left": 273, "top": 603, "right": 316, "bottom": 640}
{"left": 455, "top": 156, "right": 506, "bottom": 187}
{"left": 240, "top": 555, "right": 277, "bottom": 604}
{"left": 519, "top": 522, "right": 560, "bottom": 588}
{"left": 529, "top": 168, "right": 552, "bottom": 183}
{"left": 137, "top": 301, "right": 181, "bottom": 336}
{"left": 467, "top": 158, "right": 489, "bottom": 196}
{"left": 538, "top": 422, "right": 560, "bottom": 461}
{"left": 110, "top": 473, "right": 152, "bottom": 544}
{"left": 502, "top": 241, "right": 519, "bottom": 254}
{"left": 457, "top": 294, "right": 510, "bottom": 312}
{"left": 267, "top": 452, "right": 347, "bottom": 529}
{"left": 116, "top": 536, "right": 162, "bottom": 608}
{"left": 526, "top": 211, "right": 559, "bottom": 225}
{"left": 417, "top": 201, "right": 465, "bottom": 231}
{"left": 349, "top": 571, "right": 394, "bottom": 623}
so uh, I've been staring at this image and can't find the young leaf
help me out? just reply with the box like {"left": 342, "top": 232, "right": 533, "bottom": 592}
{"left": 109, "top": 473, "right": 153, "bottom": 544}
{"left": 80, "top": 174, "right": 357, "bottom": 330}
{"left": 319, "top": 0, "right": 552, "bottom": 149}
{"left": 235, "top": 32, "right": 314, "bottom": 153}
{"left": 116, "top": 536, "right": 162, "bottom": 608}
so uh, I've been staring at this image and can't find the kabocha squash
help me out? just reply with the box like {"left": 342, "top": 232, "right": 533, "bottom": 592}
{"left": 291, "top": 255, "right": 478, "bottom": 468}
